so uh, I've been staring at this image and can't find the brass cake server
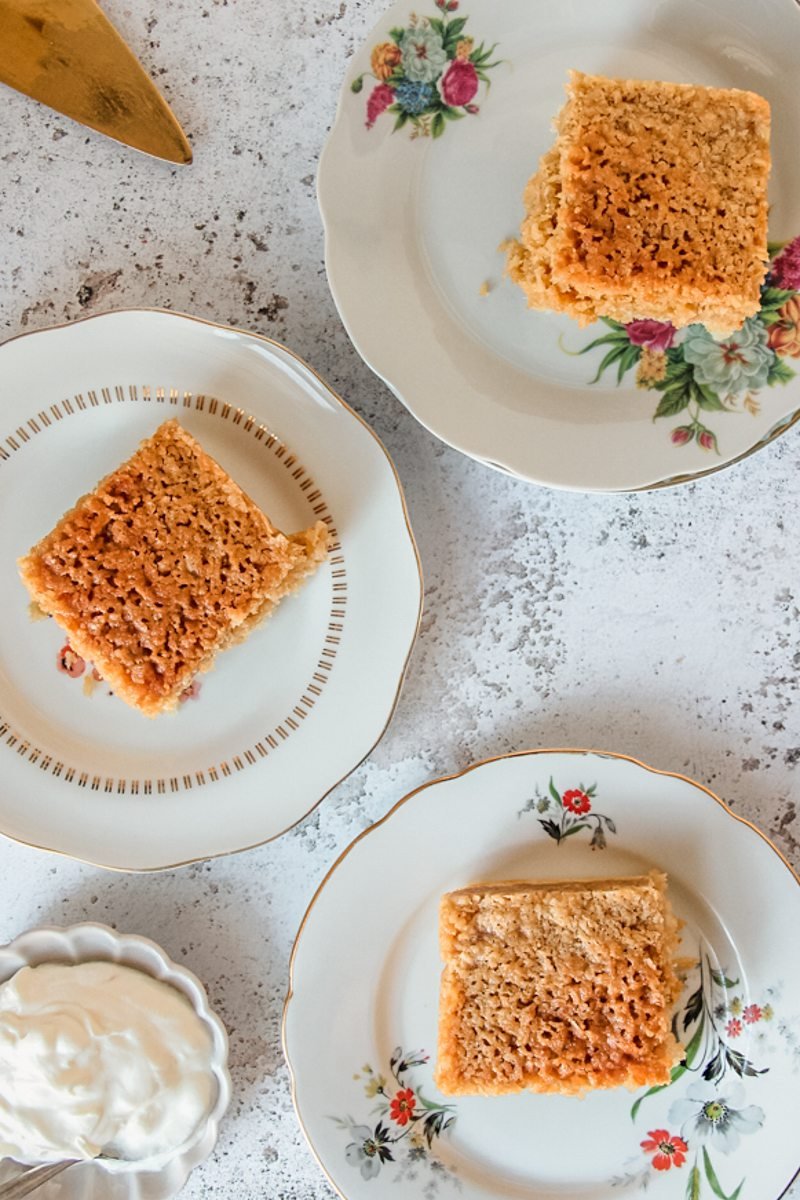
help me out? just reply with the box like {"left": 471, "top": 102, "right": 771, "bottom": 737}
{"left": 0, "top": 0, "right": 192, "bottom": 163}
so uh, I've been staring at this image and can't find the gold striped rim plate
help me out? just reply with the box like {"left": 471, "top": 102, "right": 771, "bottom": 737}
{"left": 0, "top": 383, "right": 346, "bottom": 793}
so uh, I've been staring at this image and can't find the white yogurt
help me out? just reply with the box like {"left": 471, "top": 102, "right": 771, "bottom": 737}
{"left": 0, "top": 961, "right": 215, "bottom": 1163}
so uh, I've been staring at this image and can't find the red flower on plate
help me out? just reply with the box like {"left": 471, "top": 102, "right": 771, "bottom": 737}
{"left": 743, "top": 1004, "right": 762, "bottom": 1024}
{"left": 641, "top": 1130, "right": 688, "bottom": 1171}
{"left": 770, "top": 235, "right": 800, "bottom": 290}
{"left": 366, "top": 83, "right": 396, "bottom": 130}
{"left": 726, "top": 1017, "right": 743, "bottom": 1038}
{"left": 57, "top": 643, "right": 85, "bottom": 678}
{"left": 389, "top": 1087, "right": 416, "bottom": 1126}
{"left": 563, "top": 788, "right": 591, "bottom": 815}
{"left": 440, "top": 59, "right": 479, "bottom": 107}
{"left": 625, "top": 319, "right": 676, "bottom": 352}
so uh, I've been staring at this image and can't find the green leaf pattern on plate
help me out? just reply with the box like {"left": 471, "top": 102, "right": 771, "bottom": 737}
{"left": 566, "top": 239, "right": 800, "bottom": 452}
{"left": 333, "top": 1048, "right": 458, "bottom": 1188}
{"left": 614, "top": 953, "right": 800, "bottom": 1195}
{"left": 520, "top": 776, "right": 617, "bottom": 850}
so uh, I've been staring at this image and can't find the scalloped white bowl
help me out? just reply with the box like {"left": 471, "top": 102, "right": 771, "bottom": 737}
{"left": 0, "top": 923, "right": 231, "bottom": 1199}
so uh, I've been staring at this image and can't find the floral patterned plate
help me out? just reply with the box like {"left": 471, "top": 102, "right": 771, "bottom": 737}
{"left": 318, "top": 0, "right": 800, "bottom": 489}
{"left": 284, "top": 749, "right": 800, "bottom": 1199}
{"left": 0, "top": 310, "right": 421, "bottom": 870}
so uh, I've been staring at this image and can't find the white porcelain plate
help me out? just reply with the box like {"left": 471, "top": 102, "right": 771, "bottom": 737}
{"left": 284, "top": 750, "right": 800, "bottom": 1200}
{"left": 0, "top": 309, "right": 421, "bottom": 870}
{"left": 318, "top": 0, "right": 800, "bottom": 489}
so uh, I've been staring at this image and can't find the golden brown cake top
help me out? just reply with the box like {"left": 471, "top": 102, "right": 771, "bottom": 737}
{"left": 18, "top": 419, "right": 314, "bottom": 714}
{"left": 435, "top": 871, "right": 683, "bottom": 1096}
{"left": 553, "top": 71, "right": 770, "bottom": 303}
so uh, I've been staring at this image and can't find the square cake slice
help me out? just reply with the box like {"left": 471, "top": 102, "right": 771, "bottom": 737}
{"left": 18, "top": 419, "right": 329, "bottom": 717}
{"left": 435, "top": 872, "right": 683, "bottom": 1096}
{"left": 507, "top": 72, "right": 771, "bottom": 336}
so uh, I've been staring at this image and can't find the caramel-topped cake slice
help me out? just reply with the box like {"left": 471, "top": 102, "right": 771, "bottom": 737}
{"left": 507, "top": 72, "right": 771, "bottom": 337}
{"left": 18, "top": 419, "right": 328, "bottom": 717}
{"left": 435, "top": 871, "right": 683, "bottom": 1096}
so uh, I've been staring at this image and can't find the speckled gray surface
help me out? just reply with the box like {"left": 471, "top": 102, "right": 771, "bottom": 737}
{"left": 0, "top": 1, "right": 798, "bottom": 1196}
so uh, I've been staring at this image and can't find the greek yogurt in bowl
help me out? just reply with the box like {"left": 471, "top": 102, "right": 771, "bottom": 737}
{"left": 0, "top": 961, "right": 217, "bottom": 1163}
{"left": 0, "top": 924, "right": 230, "bottom": 1200}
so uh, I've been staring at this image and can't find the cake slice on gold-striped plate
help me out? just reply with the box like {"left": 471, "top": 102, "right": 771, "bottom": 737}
{"left": 18, "top": 419, "right": 328, "bottom": 717}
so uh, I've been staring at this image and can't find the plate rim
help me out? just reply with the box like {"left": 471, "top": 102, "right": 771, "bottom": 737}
{"left": 317, "top": 0, "right": 800, "bottom": 493}
{"left": 0, "top": 307, "right": 423, "bottom": 873}
{"left": 282, "top": 745, "right": 800, "bottom": 1200}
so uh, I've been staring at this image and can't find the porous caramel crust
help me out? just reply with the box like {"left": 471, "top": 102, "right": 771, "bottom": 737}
{"left": 19, "top": 420, "right": 328, "bottom": 716}
{"left": 507, "top": 72, "right": 771, "bottom": 336}
{"left": 435, "top": 872, "right": 683, "bottom": 1096}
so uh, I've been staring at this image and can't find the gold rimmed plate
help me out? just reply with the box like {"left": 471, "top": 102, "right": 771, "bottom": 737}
{"left": 284, "top": 749, "right": 800, "bottom": 1199}
{"left": 318, "top": 0, "right": 800, "bottom": 489}
{"left": 0, "top": 310, "right": 422, "bottom": 870}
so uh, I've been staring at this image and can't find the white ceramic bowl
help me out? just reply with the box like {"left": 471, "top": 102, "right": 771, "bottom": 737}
{"left": 0, "top": 923, "right": 231, "bottom": 1199}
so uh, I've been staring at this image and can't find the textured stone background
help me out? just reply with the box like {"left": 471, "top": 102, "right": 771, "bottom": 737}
{"left": 0, "top": 1, "right": 798, "bottom": 1197}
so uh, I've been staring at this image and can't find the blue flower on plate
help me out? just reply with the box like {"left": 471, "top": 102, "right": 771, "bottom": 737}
{"left": 344, "top": 1123, "right": 394, "bottom": 1180}
{"left": 394, "top": 79, "right": 435, "bottom": 116}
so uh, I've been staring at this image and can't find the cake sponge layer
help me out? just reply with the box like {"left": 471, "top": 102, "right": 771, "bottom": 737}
{"left": 18, "top": 420, "right": 328, "bottom": 716}
{"left": 507, "top": 72, "right": 771, "bottom": 336}
{"left": 435, "top": 872, "right": 683, "bottom": 1096}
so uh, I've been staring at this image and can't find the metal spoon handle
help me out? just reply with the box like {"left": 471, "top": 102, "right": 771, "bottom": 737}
{"left": 0, "top": 1161, "right": 74, "bottom": 1199}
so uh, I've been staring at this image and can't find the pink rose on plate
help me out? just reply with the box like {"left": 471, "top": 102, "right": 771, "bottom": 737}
{"left": 770, "top": 235, "right": 800, "bottom": 290}
{"left": 625, "top": 319, "right": 676, "bottom": 351}
{"left": 440, "top": 59, "right": 479, "bottom": 107}
{"left": 366, "top": 83, "right": 395, "bottom": 130}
